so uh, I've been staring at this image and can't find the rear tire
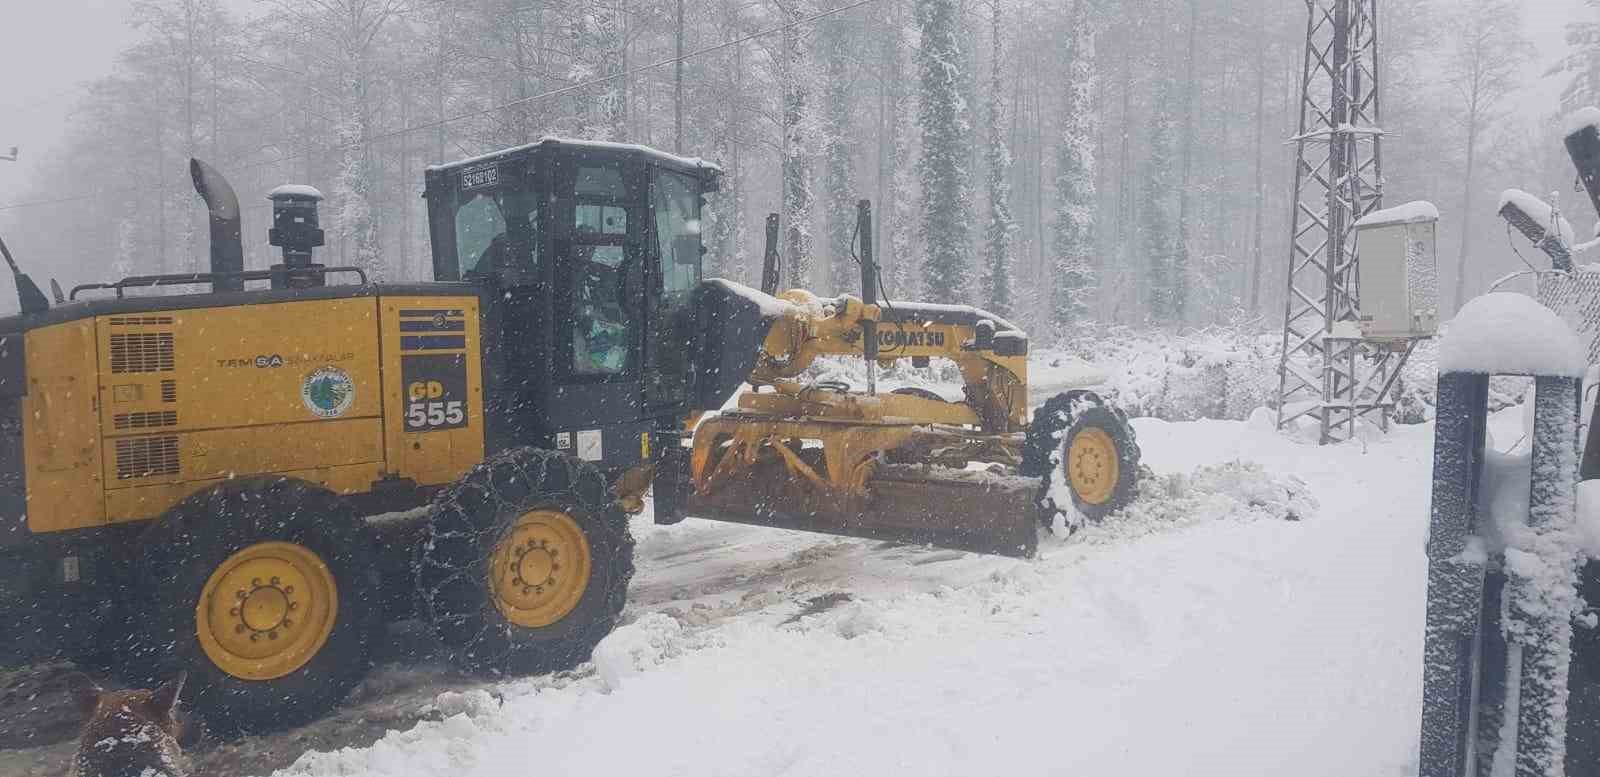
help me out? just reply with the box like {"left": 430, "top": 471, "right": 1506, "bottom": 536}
{"left": 131, "top": 477, "right": 381, "bottom": 735}
{"left": 417, "top": 447, "right": 633, "bottom": 676}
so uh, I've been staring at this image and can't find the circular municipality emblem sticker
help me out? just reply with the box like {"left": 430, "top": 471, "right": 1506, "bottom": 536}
{"left": 302, "top": 366, "right": 355, "bottom": 418}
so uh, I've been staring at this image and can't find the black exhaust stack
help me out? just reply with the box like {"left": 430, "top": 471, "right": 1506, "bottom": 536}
{"left": 189, "top": 159, "right": 244, "bottom": 292}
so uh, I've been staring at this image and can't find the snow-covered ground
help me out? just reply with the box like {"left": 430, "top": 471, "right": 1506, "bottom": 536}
{"left": 276, "top": 410, "right": 1441, "bottom": 777}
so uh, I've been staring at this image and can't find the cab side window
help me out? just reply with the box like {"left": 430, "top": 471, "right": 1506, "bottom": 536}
{"left": 453, "top": 190, "right": 539, "bottom": 281}
{"left": 454, "top": 193, "right": 506, "bottom": 277}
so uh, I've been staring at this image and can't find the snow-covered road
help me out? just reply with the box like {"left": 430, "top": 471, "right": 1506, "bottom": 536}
{"left": 277, "top": 415, "right": 1437, "bottom": 777}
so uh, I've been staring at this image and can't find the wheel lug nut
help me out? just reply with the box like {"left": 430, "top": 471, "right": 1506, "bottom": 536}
{"left": 250, "top": 633, "right": 260, "bottom": 642}
{"left": 284, "top": 586, "right": 294, "bottom": 594}
{"left": 283, "top": 619, "right": 292, "bottom": 628}
{"left": 288, "top": 602, "right": 298, "bottom": 610}
{"left": 271, "top": 576, "right": 280, "bottom": 585}
{"left": 522, "top": 586, "right": 533, "bottom": 595}
{"left": 235, "top": 624, "right": 245, "bottom": 634}
{"left": 252, "top": 578, "right": 261, "bottom": 586}
{"left": 269, "top": 631, "right": 278, "bottom": 640}
{"left": 229, "top": 607, "right": 239, "bottom": 616}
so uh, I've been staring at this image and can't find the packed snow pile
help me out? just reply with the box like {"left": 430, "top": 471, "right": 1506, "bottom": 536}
{"left": 1438, "top": 292, "right": 1586, "bottom": 378}
{"left": 1064, "top": 461, "right": 1317, "bottom": 546}
{"left": 1353, "top": 200, "right": 1439, "bottom": 228}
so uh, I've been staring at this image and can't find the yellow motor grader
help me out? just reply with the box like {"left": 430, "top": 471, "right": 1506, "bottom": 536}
{"left": 0, "top": 141, "right": 1138, "bottom": 733}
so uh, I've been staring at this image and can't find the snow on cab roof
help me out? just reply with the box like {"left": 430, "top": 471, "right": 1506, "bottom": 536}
{"left": 1352, "top": 200, "right": 1438, "bottom": 229}
{"left": 427, "top": 136, "right": 722, "bottom": 175}
{"left": 1565, "top": 106, "right": 1600, "bottom": 138}
{"left": 1438, "top": 292, "right": 1586, "bottom": 377}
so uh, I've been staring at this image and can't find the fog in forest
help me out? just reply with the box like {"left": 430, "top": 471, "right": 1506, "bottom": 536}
{"left": 0, "top": 0, "right": 1592, "bottom": 335}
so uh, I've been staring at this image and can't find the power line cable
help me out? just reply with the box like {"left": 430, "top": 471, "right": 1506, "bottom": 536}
{"left": 0, "top": 0, "right": 878, "bottom": 213}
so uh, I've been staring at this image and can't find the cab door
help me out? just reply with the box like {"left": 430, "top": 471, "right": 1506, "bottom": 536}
{"left": 546, "top": 151, "right": 651, "bottom": 465}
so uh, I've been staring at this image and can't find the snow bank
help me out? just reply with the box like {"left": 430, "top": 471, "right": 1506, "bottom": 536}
{"left": 1564, "top": 106, "right": 1600, "bottom": 138}
{"left": 1498, "top": 189, "right": 1577, "bottom": 244}
{"left": 1353, "top": 200, "right": 1439, "bottom": 228}
{"left": 1041, "top": 326, "right": 1278, "bottom": 423}
{"left": 1437, "top": 292, "right": 1585, "bottom": 377}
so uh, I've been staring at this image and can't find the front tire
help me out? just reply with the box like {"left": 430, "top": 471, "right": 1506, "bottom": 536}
{"left": 417, "top": 447, "right": 634, "bottom": 676}
{"left": 131, "top": 477, "right": 381, "bottom": 734}
{"left": 1025, "top": 392, "right": 1141, "bottom": 526}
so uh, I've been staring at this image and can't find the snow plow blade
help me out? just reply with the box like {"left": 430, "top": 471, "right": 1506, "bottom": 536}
{"left": 686, "top": 463, "right": 1040, "bottom": 558}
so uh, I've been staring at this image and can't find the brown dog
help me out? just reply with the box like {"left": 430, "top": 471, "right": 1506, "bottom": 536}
{"left": 71, "top": 673, "right": 190, "bottom": 777}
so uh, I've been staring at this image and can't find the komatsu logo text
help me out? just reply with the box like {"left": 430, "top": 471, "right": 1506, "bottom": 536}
{"left": 879, "top": 330, "right": 945, "bottom": 348}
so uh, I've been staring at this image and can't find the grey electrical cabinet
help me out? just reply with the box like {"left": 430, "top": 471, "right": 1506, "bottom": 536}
{"left": 1354, "top": 202, "right": 1440, "bottom": 340}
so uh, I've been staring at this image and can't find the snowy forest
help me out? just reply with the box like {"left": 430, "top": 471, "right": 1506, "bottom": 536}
{"left": 0, "top": 0, "right": 1594, "bottom": 336}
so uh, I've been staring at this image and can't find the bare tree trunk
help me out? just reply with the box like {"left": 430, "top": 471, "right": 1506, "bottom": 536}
{"left": 1249, "top": 0, "right": 1266, "bottom": 313}
{"left": 1453, "top": 119, "right": 1479, "bottom": 312}
{"left": 1177, "top": 0, "right": 1198, "bottom": 323}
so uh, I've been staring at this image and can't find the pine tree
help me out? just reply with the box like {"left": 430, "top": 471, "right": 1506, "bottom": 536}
{"left": 1143, "top": 75, "right": 1184, "bottom": 326}
{"left": 915, "top": 0, "right": 974, "bottom": 304}
{"left": 1051, "top": 0, "right": 1097, "bottom": 328}
{"left": 879, "top": 0, "right": 917, "bottom": 300}
{"left": 1557, "top": 0, "right": 1600, "bottom": 110}
{"left": 980, "top": 0, "right": 1016, "bottom": 317}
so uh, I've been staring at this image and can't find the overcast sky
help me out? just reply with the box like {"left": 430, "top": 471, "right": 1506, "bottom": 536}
{"left": 0, "top": 0, "right": 1591, "bottom": 207}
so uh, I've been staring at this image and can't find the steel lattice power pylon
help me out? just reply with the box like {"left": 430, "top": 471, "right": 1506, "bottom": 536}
{"left": 1274, "top": 0, "right": 1409, "bottom": 443}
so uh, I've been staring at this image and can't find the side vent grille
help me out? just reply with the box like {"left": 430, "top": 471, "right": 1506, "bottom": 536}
{"left": 109, "top": 333, "right": 175, "bottom": 374}
{"left": 113, "top": 411, "right": 178, "bottom": 431}
{"left": 160, "top": 380, "right": 177, "bottom": 403}
{"left": 108, "top": 316, "right": 175, "bottom": 326}
{"left": 114, "top": 436, "right": 180, "bottom": 480}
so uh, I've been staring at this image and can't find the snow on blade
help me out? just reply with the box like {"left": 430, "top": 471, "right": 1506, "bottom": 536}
{"left": 1437, "top": 292, "right": 1586, "bottom": 378}
{"left": 1564, "top": 106, "right": 1600, "bottom": 139}
{"left": 1352, "top": 200, "right": 1438, "bottom": 228}
{"left": 1498, "top": 189, "right": 1577, "bottom": 244}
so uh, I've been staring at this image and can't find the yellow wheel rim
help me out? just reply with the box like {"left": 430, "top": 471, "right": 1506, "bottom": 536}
{"left": 1067, "top": 426, "right": 1120, "bottom": 506}
{"left": 196, "top": 541, "right": 338, "bottom": 681}
{"left": 489, "top": 509, "right": 593, "bottom": 629}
